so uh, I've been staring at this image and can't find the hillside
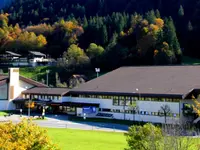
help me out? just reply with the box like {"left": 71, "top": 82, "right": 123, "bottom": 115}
{"left": 0, "top": 0, "right": 200, "bottom": 77}
{"left": 0, "top": 0, "right": 13, "bottom": 9}
{"left": 3, "top": 0, "right": 200, "bottom": 59}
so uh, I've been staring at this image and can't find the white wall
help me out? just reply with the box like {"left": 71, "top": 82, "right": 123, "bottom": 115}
{"left": 8, "top": 68, "right": 19, "bottom": 100}
{"left": 62, "top": 97, "right": 181, "bottom": 123}
{"left": 5, "top": 68, "right": 35, "bottom": 110}
{"left": 19, "top": 80, "right": 34, "bottom": 95}
{"left": 0, "top": 101, "right": 15, "bottom": 110}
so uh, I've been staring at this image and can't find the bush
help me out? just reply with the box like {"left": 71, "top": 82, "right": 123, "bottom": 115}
{"left": 0, "top": 120, "right": 59, "bottom": 150}
{"left": 125, "top": 123, "right": 163, "bottom": 150}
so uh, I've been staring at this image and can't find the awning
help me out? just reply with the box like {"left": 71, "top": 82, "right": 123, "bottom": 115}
{"left": 12, "top": 99, "right": 99, "bottom": 107}
{"left": 13, "top": 99, "right": 51, "bottom": 105}
{"left": 62, "top": 102, "right": 99, "bottom": 107}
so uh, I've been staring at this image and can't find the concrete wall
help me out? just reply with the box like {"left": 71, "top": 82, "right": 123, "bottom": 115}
{"left": 62, "top": 97, "right": 180, "bottom": 123}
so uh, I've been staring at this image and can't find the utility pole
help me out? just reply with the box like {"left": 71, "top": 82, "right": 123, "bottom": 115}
{"left": 46, "top": 70, "right": 49, "bottom": 86}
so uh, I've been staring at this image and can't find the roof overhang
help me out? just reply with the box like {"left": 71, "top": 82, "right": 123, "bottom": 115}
{"left": 67, "top": 91, "right": 183, "bottom": 99}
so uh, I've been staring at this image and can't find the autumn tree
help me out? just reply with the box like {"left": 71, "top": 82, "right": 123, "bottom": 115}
{"left": 86, "top": 43, "right": 104, "bottom": 58}
{"left": 0, "top": 120, "right": 59, "bottom": 150}
{"left": 63, "top": 44, "right": 89, "bottom": 66}
{"left": 24, "top": 23, "right": 53, "bottom": 36}
{"left": 192, "top": 96, "right": 200, "bottom": 116}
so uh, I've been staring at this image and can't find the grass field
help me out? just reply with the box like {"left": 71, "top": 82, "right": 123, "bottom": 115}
{"left": 0, "top": 111, "right": 8, "bottom": 116}
{"left": 47, "top": 128, "right": 200, "bottom": 150}
{"left": 47, "top": 128, "right": 127, "bottom": 150}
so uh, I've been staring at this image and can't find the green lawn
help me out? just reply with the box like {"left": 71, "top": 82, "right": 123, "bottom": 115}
{"left": 46, "top": 128, "right": 200, "bottom": 150}
{"left": 47, "top": 128, "right": 127, "bottom": 150}
{"left": 0, "top": 111, "right": 8, "bottom": 116}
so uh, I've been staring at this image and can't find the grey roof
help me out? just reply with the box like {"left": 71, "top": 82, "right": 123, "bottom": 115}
{"left": 70, "top": 66, "right": 200, "bottom": 97}
{"left": 5, "top": 51, "right": 21, "bottom": 57}
{"left": 29, "top": 51, "right": 46, "bottom": 56}
{"left": 22, "top": 87, "right": 69, "bottom": 95}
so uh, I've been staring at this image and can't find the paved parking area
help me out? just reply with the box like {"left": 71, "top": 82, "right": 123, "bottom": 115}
{"left": 0, "top": 114, "right": 129, "bottom": 132}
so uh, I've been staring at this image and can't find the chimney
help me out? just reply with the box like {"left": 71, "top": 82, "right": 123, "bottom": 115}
{"left": 8, "top": 68, "right": 20, "bottom": 100}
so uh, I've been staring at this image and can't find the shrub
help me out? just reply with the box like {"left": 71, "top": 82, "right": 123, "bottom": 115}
{"left": 0, "top": 120, "right": 59, "bottom": 150}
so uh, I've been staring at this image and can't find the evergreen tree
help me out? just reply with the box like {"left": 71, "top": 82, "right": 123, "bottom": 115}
{"left": 188, "top": 21, "right": 193, "bottom": 31}
{"left": 146, "top": 10, "right": 156, "bottom": 24}
{"left": 101, "top": 25, "right": 108, "bottom": 45}
{"left": 178, "top": 5, "right": 184, "bottom": 17}
{"left": 155, "top": 9, "right": 161, "bottom": 18}
{"left": 83, "top": 15, "right": 88, "bottom": 29}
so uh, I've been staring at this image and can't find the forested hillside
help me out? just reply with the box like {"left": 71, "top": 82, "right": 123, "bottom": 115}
{"left": 0, "top": 0, "right": 199, "bottom": 70}
{"left": 0, "top": 0, "right": 13, "bottom": 9}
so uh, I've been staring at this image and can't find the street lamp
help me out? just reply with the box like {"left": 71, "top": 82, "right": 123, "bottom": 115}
{"left": 46, "top": 70, "right": 50, "bottom": 86}
{"left": 28, "top": 93, "right": 30, "bottom": 118}
{"left": 25, "top": 87, "right": 31, "bottom": 118}
{"left": 135, "top": 88, "right": 140, "bottom": 121}
{"left": 95, "top": 68, "right": 100, "bottom": 78}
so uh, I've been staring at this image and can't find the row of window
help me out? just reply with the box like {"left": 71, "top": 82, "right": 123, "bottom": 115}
{"left": 78, "top": 95, "right": 181, "bottom": 102}
{"left": 23, "top": 94, "right": 61, "bottom": 101}
{"left": 99, "top": 108, "right": 180, "bottom": 117}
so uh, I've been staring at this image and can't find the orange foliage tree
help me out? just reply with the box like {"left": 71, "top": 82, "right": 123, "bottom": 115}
{"left": 0, "top": 120, "right": 59, "bottom": 150}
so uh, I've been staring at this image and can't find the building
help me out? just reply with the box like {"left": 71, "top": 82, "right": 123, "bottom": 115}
{"left": 63, "top": 66, "right": 200, "bottom": 124}
{"left": 28, "top": 51, "right": 55, "bottom": 67}
{"left": 1, "top": 66, "right": 200, "bottom": 124}
{"left": 0, "top": 68, "right": 47, "bottom": 110}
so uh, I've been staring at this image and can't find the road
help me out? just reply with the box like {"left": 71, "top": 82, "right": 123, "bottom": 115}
{"left": 0, "top": 114, "right": 129, "bottom": 132}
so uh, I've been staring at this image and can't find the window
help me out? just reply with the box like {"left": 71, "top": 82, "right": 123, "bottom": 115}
{"left": 145, "top": 97, "right": 151, "bottom": 101}
{"left": 140, "top": 111, "right": 145, "bottom": 115}
{"left": 139, "top": 97, "right": 144, "bottom": 101}
{"left": 125, "top": 110, "right": 133, "bottom": 114}
{"left": 132, "top": 97, "right": 138, "bottom": 101}
{"left": 113, "top": 99, "right": 119, "bottom": 106}
{"left": 102, "top": 108, "right": 111, "bottom": 112}
{"left": 119, "top": 100, "right": 125, "bottom": 106}
{"left": 113, "top": 109, "right": 120, "bottom": 113}
{"left": 126, "top": 99, "right": 131, "bottom": 106}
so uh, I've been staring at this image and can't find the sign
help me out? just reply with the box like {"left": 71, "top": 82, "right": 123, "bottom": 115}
{"left": 83, "top": 106, "right": 96, "bottom": 114}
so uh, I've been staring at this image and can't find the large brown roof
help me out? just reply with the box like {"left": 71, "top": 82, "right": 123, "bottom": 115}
{"left": 0, "top": 75, "right": 8, "bottom": 81}
{"left": 19, "top": 76, "right": 48, "bottom": 87}
{"left": 22, "top": 87, "right": 69, "bottom": 95}
{"left": 70, "top": 66, "right": 200, "bottom": 97}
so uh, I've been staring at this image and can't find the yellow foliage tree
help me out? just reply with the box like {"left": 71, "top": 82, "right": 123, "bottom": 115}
{"left": 0, "top": 120, "right": 59, "bottom": 150}
{"left": 192, "top": 95, "right": 200, "bottom": 116}
{"left": 64, "top": 44, "right": 89, "bottom": 65}
{"left": 37, "top": 34, "right": 47, "bottom": 47}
